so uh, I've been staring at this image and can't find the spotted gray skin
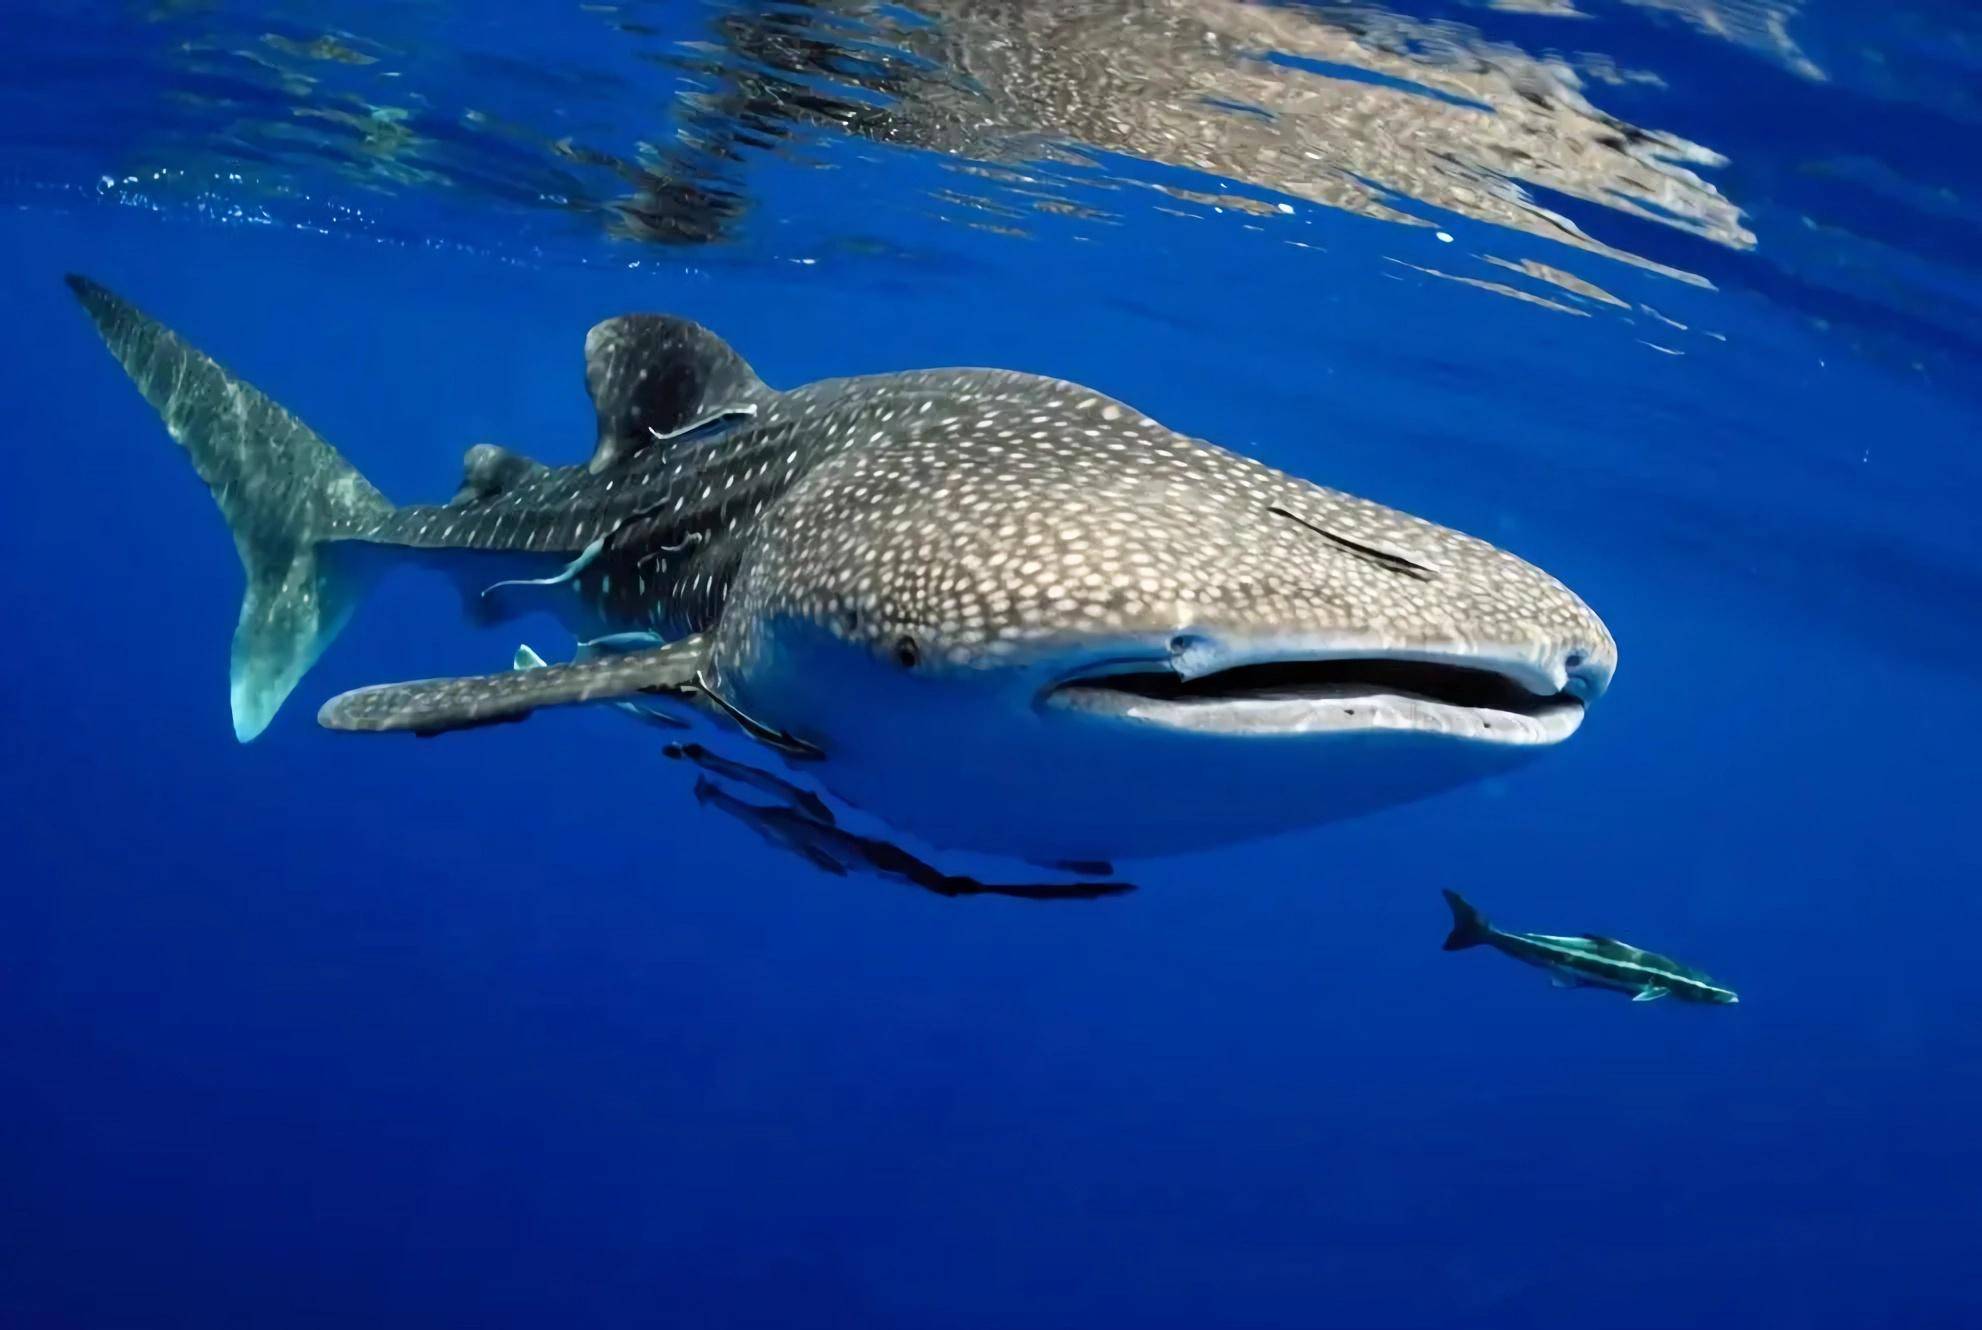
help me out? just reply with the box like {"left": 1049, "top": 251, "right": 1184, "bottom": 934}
{"left": 1441, "top": 891, "right": 1739, "bottom": 1005}
{"left": 712, "top": 371, "right": 1608, "bottom": 697}
{"left": 69, "top": 273, "right": 1616, "bottom": 863}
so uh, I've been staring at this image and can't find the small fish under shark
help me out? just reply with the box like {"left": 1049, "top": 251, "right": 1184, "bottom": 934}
{"left": 67, "top": 274, "right": 1616, "bottom": 872}
{"left": 1441, "top": 890, "right": 1738, "bottom": 1004}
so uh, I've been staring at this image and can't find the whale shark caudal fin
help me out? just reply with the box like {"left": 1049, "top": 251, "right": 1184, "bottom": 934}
{"left": 318, "top": 633, "right": 711, "bottom": 736}
{"left": 65, "top": 275, "right": 396, "bottom": 741}
{"left": 1441, "top": 889, "right": 1493, "bottom": 951}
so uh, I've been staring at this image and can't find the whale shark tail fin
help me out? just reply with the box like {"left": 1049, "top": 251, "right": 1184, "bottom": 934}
{"left": 66, "top": 274, "right": 396, "bottom": 741}
{"left": 1441, "top": 890, "right": 1493, "bottom": 951}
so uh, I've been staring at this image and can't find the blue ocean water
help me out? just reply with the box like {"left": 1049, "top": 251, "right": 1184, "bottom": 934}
{"left": 3, "top": 2, "right": 1980, "bottom": 1326}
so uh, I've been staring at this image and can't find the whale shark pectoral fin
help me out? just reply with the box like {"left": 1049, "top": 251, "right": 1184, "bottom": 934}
{"left": 513, "top": 639, "right": 690, "bottom": 730}
{"left": 1632, "top": 987, "right": 1670, "bottom": 1003}
{"left": 319, "top": 633, "right": 712, "bottom": 736}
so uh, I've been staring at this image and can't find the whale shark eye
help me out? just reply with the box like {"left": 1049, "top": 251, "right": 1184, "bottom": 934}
{"left": 894, "top": 636, "right": 920, "bottom": 669}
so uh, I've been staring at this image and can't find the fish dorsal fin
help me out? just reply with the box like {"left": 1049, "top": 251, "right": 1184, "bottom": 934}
{"left": 583, "top": 314, "right": 769, "bottom": 474}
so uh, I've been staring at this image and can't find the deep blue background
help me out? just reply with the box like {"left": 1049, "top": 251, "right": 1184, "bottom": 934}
{"left": 4, "top": 4, "right": 1982, "bottom": 1322}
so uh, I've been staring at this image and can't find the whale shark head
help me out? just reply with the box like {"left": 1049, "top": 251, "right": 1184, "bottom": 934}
{"left": 708, "top": 370, "right": 1614, "bottom": 862}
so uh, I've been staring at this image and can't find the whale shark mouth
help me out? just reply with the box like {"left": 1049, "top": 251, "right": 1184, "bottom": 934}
{"left": 1040, "top": 656, "right": 1585, "bottom": 744}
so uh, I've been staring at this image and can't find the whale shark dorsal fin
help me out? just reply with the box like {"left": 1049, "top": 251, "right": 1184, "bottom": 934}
{"left": 583, "top": 314, "right": 770, "bottom": 474}
{"left": 317, "top": 633, "right": 711, "bottom": 735}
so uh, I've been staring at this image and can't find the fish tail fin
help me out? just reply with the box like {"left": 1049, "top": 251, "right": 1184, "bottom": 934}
{"left": 67, "top": 275, "right": 397, "bottom": 741}
{"left": 1441, "top": 890, "right": 1492, "bottom": 951}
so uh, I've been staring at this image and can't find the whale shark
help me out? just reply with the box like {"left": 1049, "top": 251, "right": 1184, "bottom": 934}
{"left": 67, "top": 274, "right": 1614, "bottom": 868}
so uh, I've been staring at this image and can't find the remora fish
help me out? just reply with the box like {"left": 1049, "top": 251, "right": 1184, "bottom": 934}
{"left": 687, "top": 776, "right": 1132, "bottom": 901}
{"left": 1441, "top": 891, "right": 1738, "bottom": 1004}
{"left": 67, "top": 274, "right": 1615, "bottom": 865}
